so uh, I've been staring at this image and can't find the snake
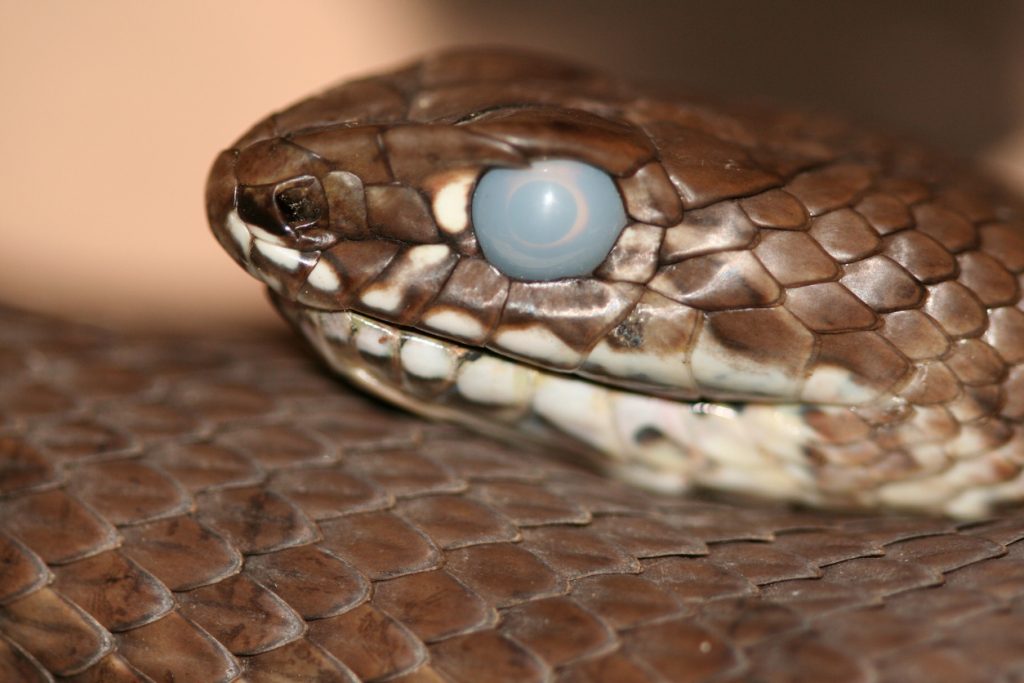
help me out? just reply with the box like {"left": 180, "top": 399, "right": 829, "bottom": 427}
{"left": 207, "top": 48, "right": 1024, "bottom": 519}
{"left": 4, "top": 48, "right": 1024, "bottom": 682}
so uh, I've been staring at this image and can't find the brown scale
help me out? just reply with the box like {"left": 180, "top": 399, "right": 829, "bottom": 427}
{"left": 660, "top": 201, "right": 758, "bottom": 262}
{"left": 753, "top": 230, "right": 839, "bottom": 286}
{"left": 495, "top": 279, "right": 643, "bottom": 367}
{"left": 650, "top": 250, "right": 782, "bottom": 310}
{"left": 336, "top": 251, "right": 455, "bottom": 331}
{"left": 618, "top": 161, "right": 685, "bottom": 226}
{"left": 593, "top": 222, "right": 663, "bottom": 283}
{"left": 785, "top": 282, "right": 877, "bottom": 332}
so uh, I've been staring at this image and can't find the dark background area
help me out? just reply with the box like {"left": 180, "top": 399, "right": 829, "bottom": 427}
{"left": 437, "top": 0, "right": 1022, "bottom": 155}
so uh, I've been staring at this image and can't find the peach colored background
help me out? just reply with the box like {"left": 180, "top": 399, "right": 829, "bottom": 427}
{"left": 1, "top": 2, "right": 1022, "bottom": 332}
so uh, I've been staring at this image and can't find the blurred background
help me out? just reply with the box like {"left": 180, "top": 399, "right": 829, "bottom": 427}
{"left": 2, "top": 1, "right": 1023, "bottom": 332}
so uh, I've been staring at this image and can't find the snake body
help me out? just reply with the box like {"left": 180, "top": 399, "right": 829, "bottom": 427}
{"left": 208, "top": 48, "right": 1024, "bottom": 518}
{"left": 6, "top": 305, "right": 1024, "bottom": 682}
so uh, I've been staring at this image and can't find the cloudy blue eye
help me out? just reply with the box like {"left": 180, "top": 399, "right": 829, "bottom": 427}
{"left": 471, "top": 159, "right": 627, "bottom": 280}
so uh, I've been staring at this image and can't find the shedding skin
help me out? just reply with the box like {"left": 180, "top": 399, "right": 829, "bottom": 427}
{"left": 207, "top": 48, "right": 1024, "bottom": 517}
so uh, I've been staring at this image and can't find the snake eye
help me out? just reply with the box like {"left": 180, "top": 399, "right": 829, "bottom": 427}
{"left": 471, "top": 159, "right": 627, "bottom": 280}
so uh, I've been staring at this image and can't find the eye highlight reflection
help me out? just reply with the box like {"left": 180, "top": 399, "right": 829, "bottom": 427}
{"left": 471, "top": 159, "right": 628, "bottom": 280}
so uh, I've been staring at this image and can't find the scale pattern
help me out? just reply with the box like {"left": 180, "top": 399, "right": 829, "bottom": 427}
{"left": 206, "top": 49, "right": 1024, "bottom": 514}
{"left": 4, "top": 306, "right": 1024, "bottom": 682}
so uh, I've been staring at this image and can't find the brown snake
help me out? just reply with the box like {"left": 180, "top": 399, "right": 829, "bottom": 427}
{"left": 3, "top": 48, "right": 1024, "bottom": 682}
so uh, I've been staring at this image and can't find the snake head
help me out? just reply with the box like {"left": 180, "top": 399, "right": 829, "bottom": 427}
{"left": 208, "top": 48, "right": 1024, "bottom": 516}
{"left": 205, "top": 53, "right": 683, "bottom": 302}
{"left": 205, "top": 48, "right": 798, "bottom": 392}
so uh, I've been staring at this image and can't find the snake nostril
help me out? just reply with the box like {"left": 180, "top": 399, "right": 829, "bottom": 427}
{"left": 274, "top": 176, "right": 325, "bottom": 229}
{"left": 236, "top": 175, "right": 328, "bottom": 241}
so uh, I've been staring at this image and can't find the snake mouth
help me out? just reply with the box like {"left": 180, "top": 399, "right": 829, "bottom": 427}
{"left": 270, "top": 293, "right": 834, "bottom": 503}
{"left": 272, "top": 293, "right": 622, "bottom": 458}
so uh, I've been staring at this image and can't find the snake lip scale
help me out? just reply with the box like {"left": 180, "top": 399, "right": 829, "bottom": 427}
{"left": 207, "top": 47, "right": 1024, "bottom": 518}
